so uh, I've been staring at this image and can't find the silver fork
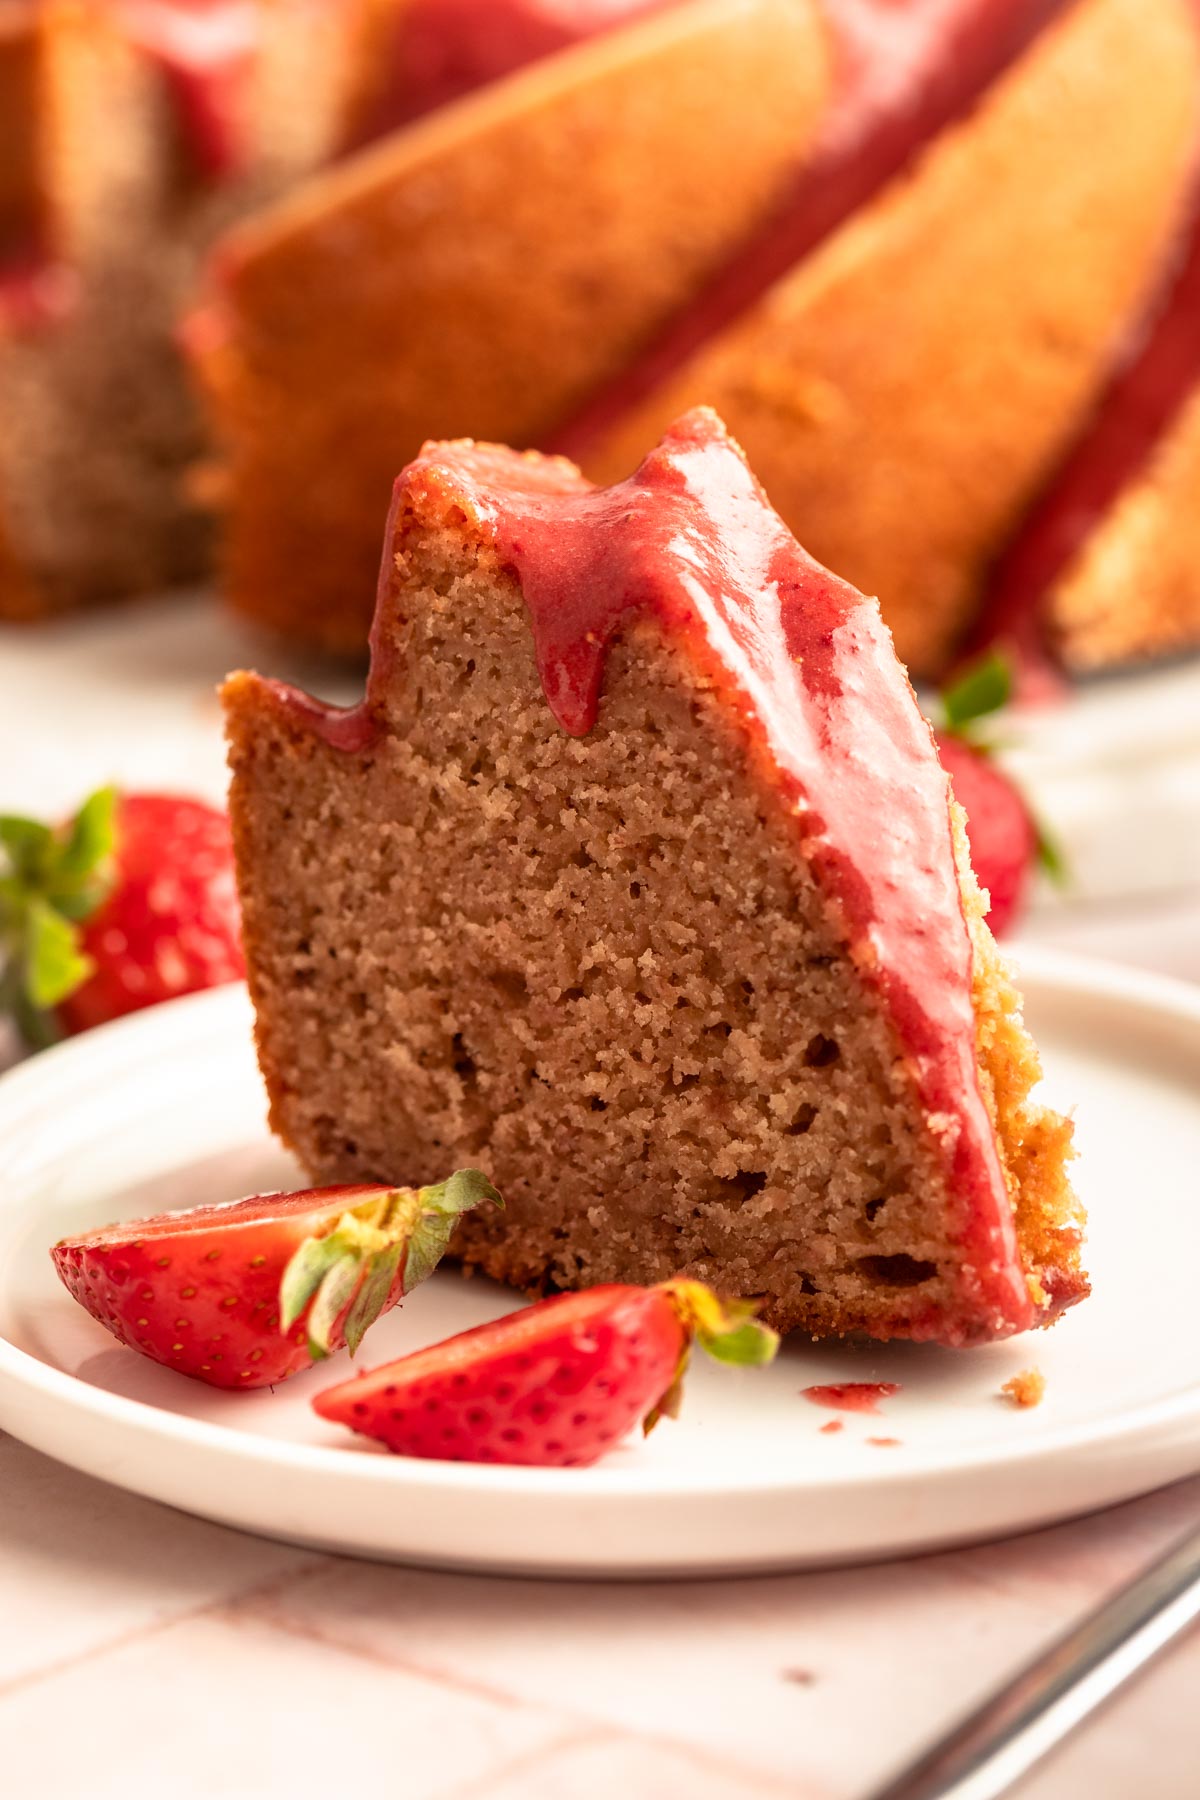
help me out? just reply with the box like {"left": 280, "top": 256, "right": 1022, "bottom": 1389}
{"left": 865, "top": 1520, "right": 1200, "bottom": 1800}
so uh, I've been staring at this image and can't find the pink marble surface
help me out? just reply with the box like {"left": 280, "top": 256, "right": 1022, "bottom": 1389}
{"left": 0, "top": 602, "right": 1196, "bottom": 1798}
{"left": 0, "top": 1428, "right": 1195, "bottom": 1798}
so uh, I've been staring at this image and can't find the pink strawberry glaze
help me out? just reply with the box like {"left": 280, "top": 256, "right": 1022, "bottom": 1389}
{"left": 354, "top": 0, "right": 679, "bottom": 139}
{"left": 114, "top": 0, "right": 260, "bottom": 182}
{"left": 802, "top": 1381, "right": 901, "bottom": 1413}
{"left": 553, "top": 0, "right": 1072, "bottom": 458}
{"left": 267, "top": 409, "right": 1051, "bottom": 1343}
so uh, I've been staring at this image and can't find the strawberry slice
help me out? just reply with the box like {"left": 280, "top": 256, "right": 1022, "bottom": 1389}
{"left": 0, "top": 786, "right": 244, "bottom": 1047}
{"left": 312, "top": 1279, "right": 779, "bottom": 1466}
{"left": 51, "top": 1169, "right": 501, "bottom": 1389}
{"left": 933, "top": 652, "right": 1065, "bottom": 936}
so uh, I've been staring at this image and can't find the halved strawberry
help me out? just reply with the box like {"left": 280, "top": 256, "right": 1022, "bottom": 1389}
{"left": 51, "top": 1169, "right": 500, "bottom": 1389}
{"left": 312, "top": 1279, "right": 779, "bottom": 1466}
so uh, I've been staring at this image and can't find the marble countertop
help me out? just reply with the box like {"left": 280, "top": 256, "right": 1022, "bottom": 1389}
{"left": 1, "top": 598, "right": 1197, "bottom": 1799}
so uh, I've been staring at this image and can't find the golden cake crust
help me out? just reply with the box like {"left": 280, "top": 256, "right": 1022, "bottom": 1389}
{"left": 1049, "top": 384, "right": 1200, "bottom": 670}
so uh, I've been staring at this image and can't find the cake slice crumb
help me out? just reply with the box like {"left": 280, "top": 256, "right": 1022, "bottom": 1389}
{"left": 1001, "top": 1367, "right": 1046, "bottom": 1408}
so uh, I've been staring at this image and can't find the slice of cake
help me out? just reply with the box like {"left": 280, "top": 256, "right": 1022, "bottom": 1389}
{"left": 223, "top": 409, "right": 1085, "bottom": 1346}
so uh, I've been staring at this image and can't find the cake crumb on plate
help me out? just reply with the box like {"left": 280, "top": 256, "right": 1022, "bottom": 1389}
{"left": 1001, "top": 1368, "right": 1046, "bottom": 1408}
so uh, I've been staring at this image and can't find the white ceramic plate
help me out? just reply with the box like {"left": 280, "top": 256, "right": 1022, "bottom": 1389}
{"left": 0, "top": 948, "right": 1197, "bottom": 1577}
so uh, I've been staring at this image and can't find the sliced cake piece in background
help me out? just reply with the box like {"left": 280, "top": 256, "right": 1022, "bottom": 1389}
{"left": 580, "top": 0, "right": 1200, "bottom": 679}
{"left": 223, "top": 409, "right": 1085, "bottom": 1346}
{"left": 188, "top": 0, "right": 829, "bottom": 655}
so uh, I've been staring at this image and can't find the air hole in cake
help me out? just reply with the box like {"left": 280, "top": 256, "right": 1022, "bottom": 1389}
{"left": 805, "top": 1033, "right": 840, "bottom": 1068}
{"left": 561, "top": 986, "right": 585, "bottom": 1003}
{"left": 712, "top": 1171, "right": 769, "bottom": 1207}
{"left": 859, "top": 1253, "right": 937, "bottom": 1287}
{"left": 786, "top": 1104, "right": 818, "bottom": 1137}
{"left": 865, "top": 1196, "right": 888, "bottom": 1222}
{"left": 451, "top": 1034, "right": 477, "bottom": 1085}
{"left": 589, "top": 1096, "right": 607, "bottom": 1112}
{"left": 492, "top": 971, "right": 528, "bottom": 1005}
{"left": 629, "top": 880, "right": 642, "bottom": 899}
{"left": 673, "top": 1072, "right": 700, "bottom": 1092}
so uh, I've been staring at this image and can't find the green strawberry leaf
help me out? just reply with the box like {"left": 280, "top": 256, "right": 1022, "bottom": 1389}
{"left": 54, "top": 786, "right": 117, "bottom": 885}
{"left": 342, "top": 1245, "right": 405, "bottom": 1356}
{"left": 279, "top": 1232, "right": 347, "bottom": 1335}
{"left": 1036, "top": 823, "right": 1070, "bottom": 888}
{"left": 304, "top": 1255, "right": 365, "bottom": 1361}
{"left": 644, "top": 1281, "right": 779, "bottom": 1435}
{"left": 25, "top": 899, "right": 94, "bottom": 1008}
{"left": 278, "top": 1171, "right": 502, "bottom": 1360}
{"left": 403, "top": 1168, "right": 502, "bottom": 1294}
{"left": 0, "top": 787, "right": 118, "bottom": 1048}
{"left": 0, "top": 815, "right": 54, "bottom": 882}
{"left": 940, "top": 650, "right": 1013, "bottom": 737}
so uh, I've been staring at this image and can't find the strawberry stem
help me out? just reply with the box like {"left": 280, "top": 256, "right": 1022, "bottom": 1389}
{"left": 645, "top": 1280, "right": 779, "bottom": 1433}
{"left": 0, "top": 786, "right": 117, "bottom": 1047}
{"left": 279, "top": 1170, "right": 502, "bottom": 1359}
{"left": 939, "top": 650, "right": 1013, "bottom": 738}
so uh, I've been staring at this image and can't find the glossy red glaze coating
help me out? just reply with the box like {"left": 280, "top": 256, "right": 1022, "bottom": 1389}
{"left": 115, "top": 0, "right": 260, "bottom": 182}
{"left": 802, "top": 1381, "right": 901, "bottom": 1413}
{"left": 554, "top": 0, "right": 1072, "bottom": 458}
{"left": 272, "top": 409, "right": 1039, "bottom": 1341}
{"left": 354, "top": 0, "right": 678, "bottom": 139}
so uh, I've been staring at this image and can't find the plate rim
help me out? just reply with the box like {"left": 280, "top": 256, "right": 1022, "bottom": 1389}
{"left": 0, "top": 943, "right": 1198, "bottom": 1509}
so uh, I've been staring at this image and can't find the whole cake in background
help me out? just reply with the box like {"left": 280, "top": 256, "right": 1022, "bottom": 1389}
{"left": 6, "top": 0, "right": 1200, "bottom": 685}
{"left": 223, "top": 408, "right": 1086, "bottom": 1347}
{"left": 193, "top": 0, "right": 1200, "bottom": 680}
